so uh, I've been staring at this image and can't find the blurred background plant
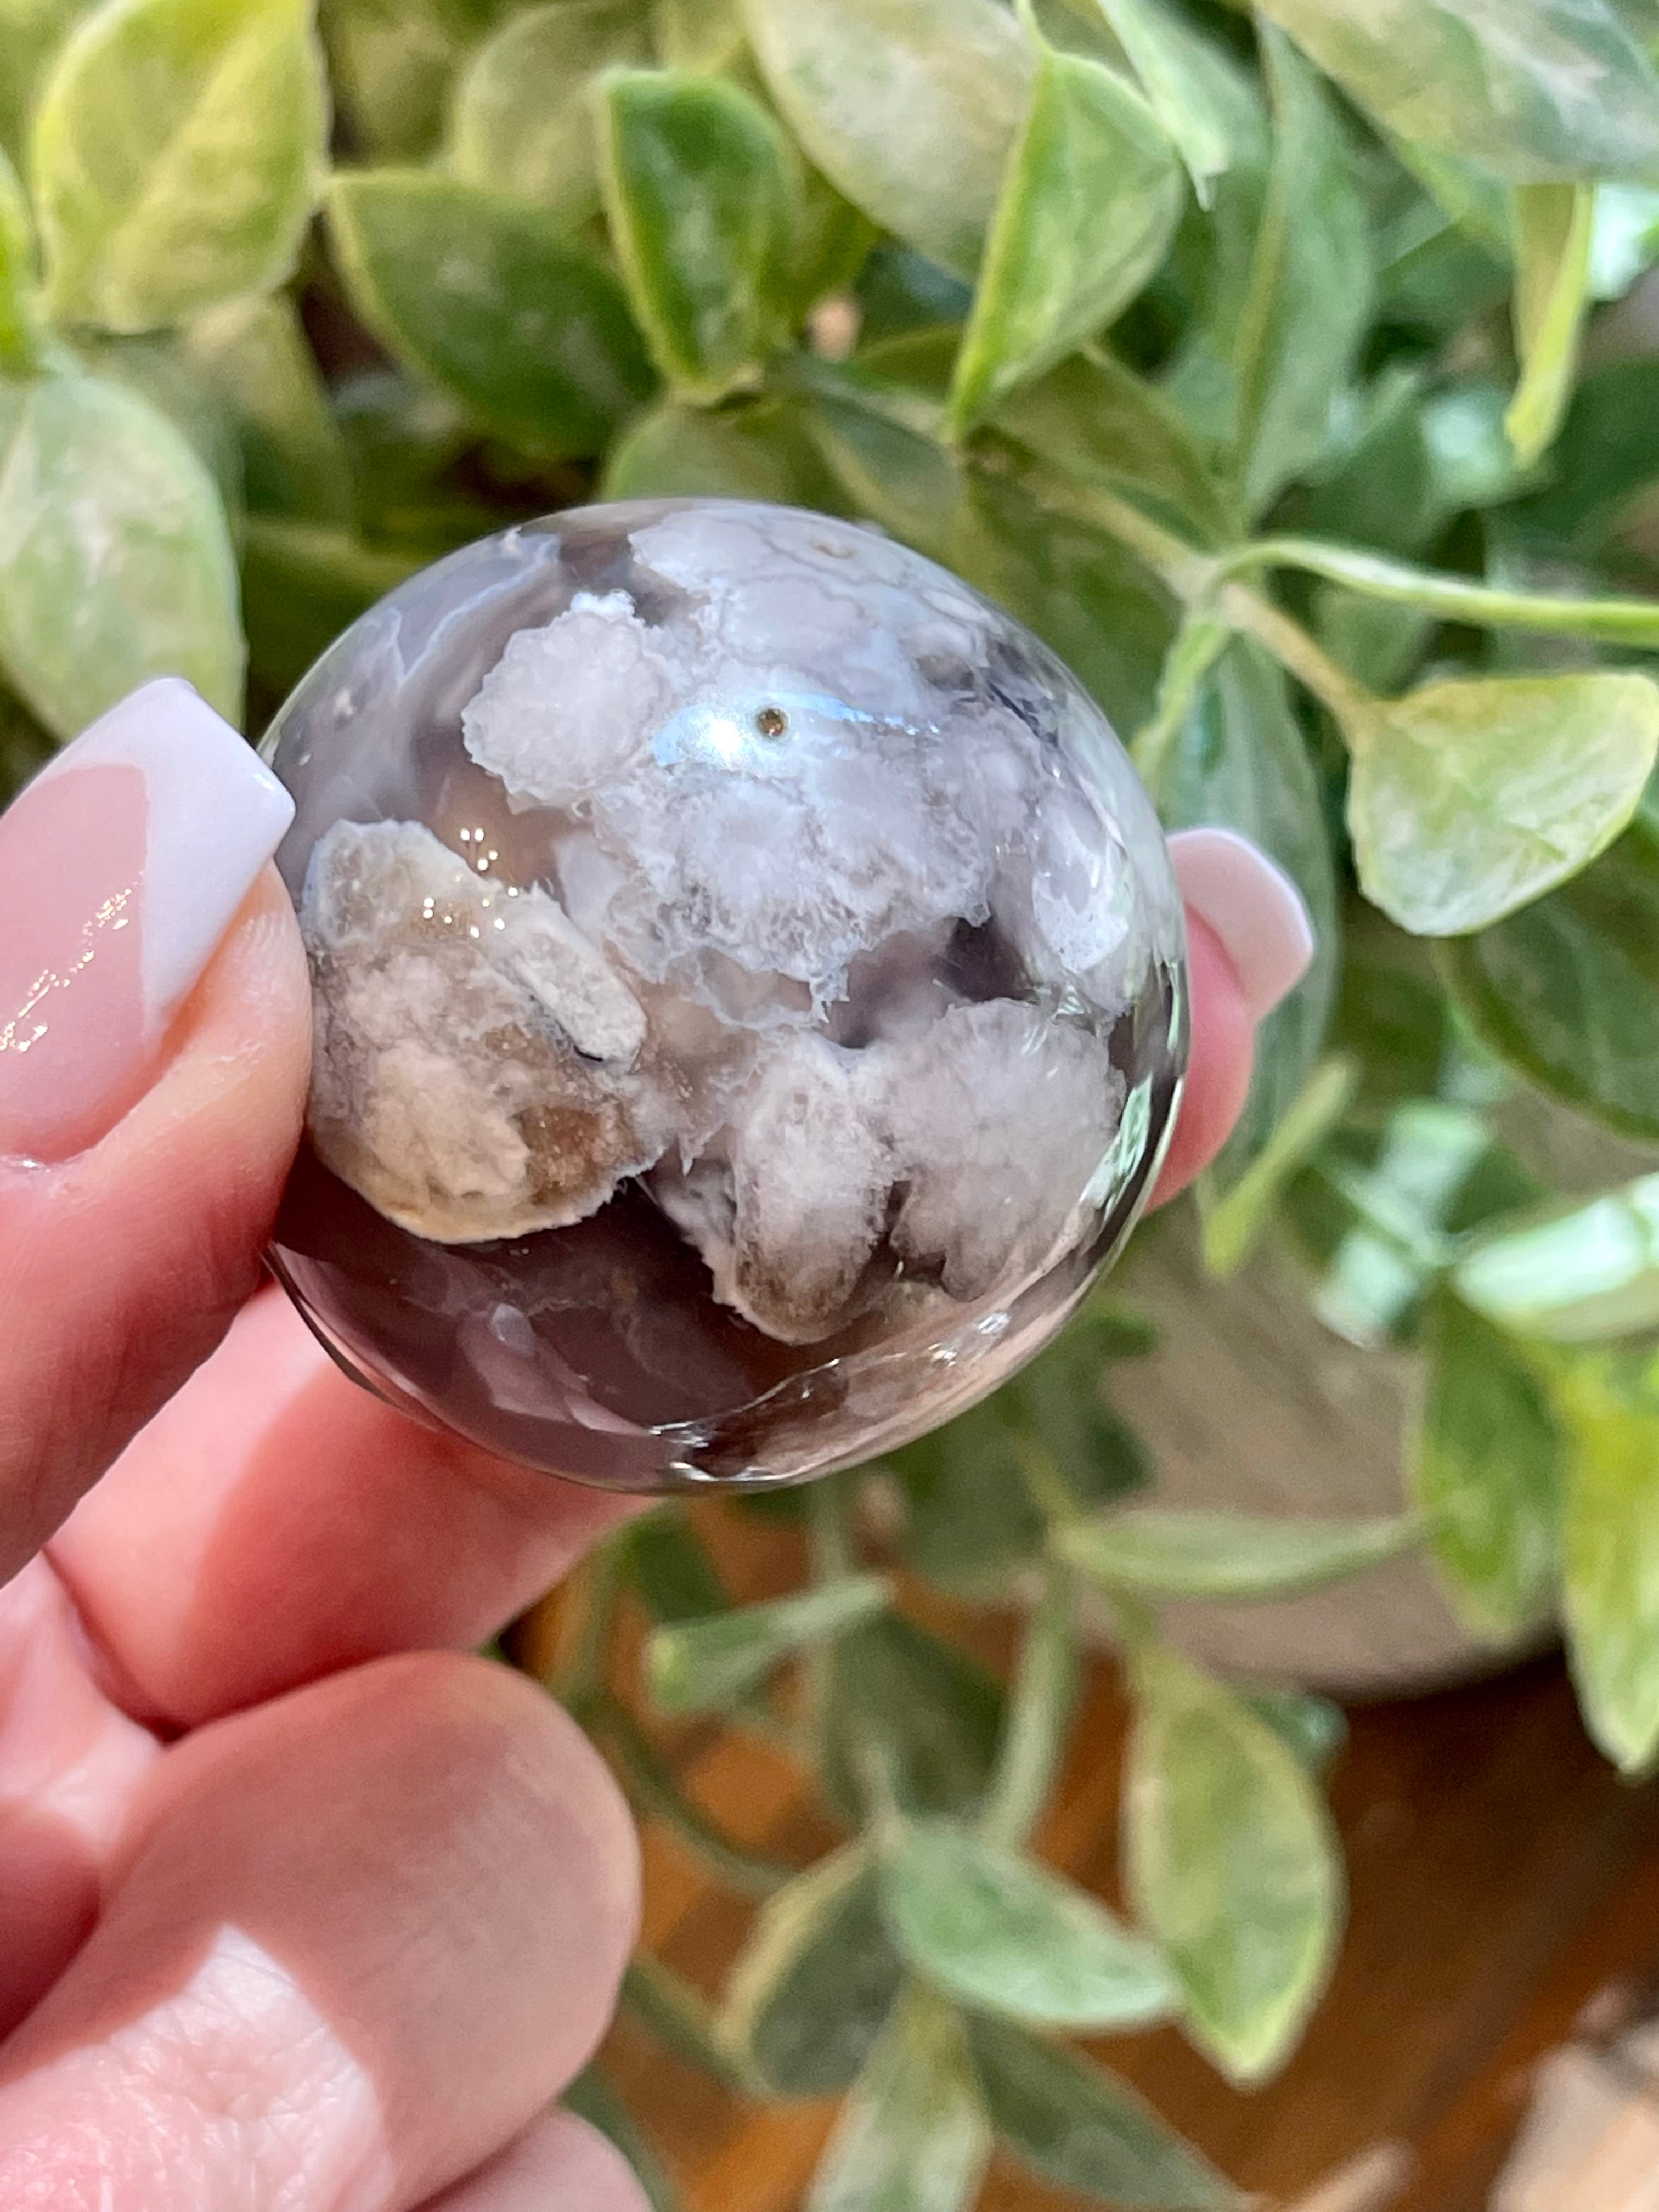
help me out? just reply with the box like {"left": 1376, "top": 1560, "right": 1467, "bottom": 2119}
{"left": 7, "top": 0, "right": 1659, "bottom": 2203}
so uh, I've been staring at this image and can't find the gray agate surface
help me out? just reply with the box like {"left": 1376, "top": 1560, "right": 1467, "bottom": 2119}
{"left": 262, "top": 499, "right": 1188, "bottom": 1491}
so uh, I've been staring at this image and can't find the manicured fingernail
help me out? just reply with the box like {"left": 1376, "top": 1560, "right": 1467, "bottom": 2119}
{"left": 0, "top": 679, "right": 294, "bottom": 1165}
{"left": 1169, "top": 826, "right": 1315, "bottom": 1022}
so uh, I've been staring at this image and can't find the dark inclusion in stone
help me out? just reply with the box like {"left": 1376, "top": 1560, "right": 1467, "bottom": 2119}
{"left": 262, "top": 499, "right": 1188, "bottom": 1492}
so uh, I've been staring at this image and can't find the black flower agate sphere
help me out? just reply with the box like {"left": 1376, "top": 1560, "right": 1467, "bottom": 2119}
{"left": 262, "top": 500, "right": 1187, "bottom": 1491}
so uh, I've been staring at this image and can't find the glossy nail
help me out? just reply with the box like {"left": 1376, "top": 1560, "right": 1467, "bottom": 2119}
{"left": 0, "top": 679, "right": 294, "bottom": 1164}
{"left": 1169, "top": 826, "right": 1316, "bottom": 1022}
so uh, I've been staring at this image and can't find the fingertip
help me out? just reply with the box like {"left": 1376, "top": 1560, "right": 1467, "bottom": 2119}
{"left": 1149, "top": 911, "right": 1255, "bottom": 1208}
{"left": 420, "top": 2113, "right": 652, "bottom": 2212}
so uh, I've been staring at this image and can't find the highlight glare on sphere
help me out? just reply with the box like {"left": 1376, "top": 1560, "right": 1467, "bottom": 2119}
{"left": 261, "top": 499, "right": 1188, "bottom": 1491}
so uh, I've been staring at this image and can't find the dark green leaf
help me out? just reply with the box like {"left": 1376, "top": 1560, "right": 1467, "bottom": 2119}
{"left": 447, "top": 0, "right": 650, "bottom": 218}
{"left": 622, "top": 1509, "right": 729, "bottom": 1625}
{"left": 597, "top": 67, "right": 798, "bottom": 400}
{"left": 966, "top": 2015, "right": 1238, "bottom": 2207}
{"left": 241, "top": 516, "right": 418, "bottom": 698}
{"left": 1233, "top": 25, "right": 1372, "bottom": 516}
{"left": 946, "top": 42, "right": 1182, "bottom": 436}
{"left": 1455, "top": 1172, "right": 1659, "bottom": 1345}
{"left": 0, "top": 0, "right": 95, "bottom": 166}
{"left": 1125, "top": 1641, "right": 1341, "bottom": 2081}
{"left": 882, "top": 1821, "right": 1177, "bottom": 2028}
{"left": 723, "top": 1843, "right": 905, "bottom": 2096}
{"left": 1411, "top": 1294, "right": 1562, "bottom": 1638}
{"left": 327, "top": 170, "right": 654, "bottom": 455}
{"left": 1347, "top": 673, "right": 1659, "bottom": 938}
{"left": 32, "top": 0, "right": 327, "bottom": 331}
{"left": 1510, "top": 356, "right": 1659, "bottom": 550}
{"left": 825, "top": 1615, "right": 1006, "bottom": 1820}
{"left": 808, "top": 1993, "right": 991, "bottom": 2212}
{"left": 184, "top": 294, "right": 349, "bottom": 522}
{"left": 742, "top": 0, "right": 1034, "bottom": 279}
{"left": 647, "top": 1575, "right": 888, "bottom": 1717}
{"left": 1555, "top": 1345, "right": 1659, "bottom": 1771}
{"left": 1200, "top": 1057, "right": 1358, "bottom": 1279}
{"left": 1060, "top": 1507, "right": 1419, "bottom": 1601}
{"left": 1440, "top": 798, "right": 1659, "bottom": 1141}
{"left": 322, "top": 0, "right": 466, "bottom": 160}
{"left": 0, "top": 369, "right": 242, "bottom": 735}
{"left": 603, "top": 394, "right": 841, "bottom": 505}
{"left": 1507, "top": 182, "right": 1594, "bottom": 468}
{"left": 1255, "top": 0, "right": 1659, "bottom": 185}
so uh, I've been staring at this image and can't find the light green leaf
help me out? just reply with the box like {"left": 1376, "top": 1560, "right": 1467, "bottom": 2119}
{"left": 653, "top": 0, "right": 743, "bottom": 72}
{"left": 1589, "top": 180, "right": 1659, "bottom": 298}
{"left": 1233, "top": 24, "right": 1372, "bottom": 516}
{"left": 603, "top": 394, "right": 840, "bottom": 505}
{"left": 327, "top": 170, "right": 654, "bottom": 455}
{"left": 0, "top": 370, "right": 241, "bottom": 735}
{"left": 808, "top": 1993, "right": 991, "bottom": 2212}
{"left": 1507, "top": 182, "right": 1594, "bottom": 468}
{"left": 965, "top": 2015, "right": 1238, "bottom": 2207}
{"left": 741, "top": 0, "right": 1034, "bottom": 279}
{"left": 723, "top": 1842, "right": 905, "bottom": 2096}
{"left": 946, "top": 43, "right": 1183, "bottom": 436}
{"left": 0, "top": 0, "right": 98, "bottom": 165}
{"left": 1059, "top": 1508, "right": 1419, "bottom": 1602}
{"left": 1440, "top": 798, "right": 1659, "bottom": 1139}
{"left": 596, "top": 67, "right": 798, "bottom": 400}
{"left": 882, "top": 1821, "right": 1176, "bottom": 2029}
{"left": 1411, "top": 1294, "right": 1561, "bottom": 1639}
{"left": 994, "top": 347, "right": 1237, "bottom": 545}
{"left": 1242, "top": 1688, "right": 1347, "bottom": 1776}
{"left": 648, "top": 1577, "right": 887, "bottom": 1718}
{"left": 240, "top": 515, "right": 419, "bottom": 697}
{"left": 1556, "top": 1346, "right": 1659, "bottom": 1771}
{"left": 1455, "top": 1173, "right": 1659, "bottom": 1346}
{"left": 1146, "top": 638, "right": 1340, "bottom": 1205}
{"left": 448, "top": 0, "right": 650, "bottom": 218}
{"left": 32, "top": 0, "right": 327, "bottom": 331}
{"left": 1347, "top": 673, "right": 1659, "bottom": 938}
{"left": 0, "top": 142, "right": 41, "bottom": 373}
{"left": 183, "top": 294, "right": 348, "bottom": 521}
{"left": 1095, "top": 0, "right": 1233, "bottom": 205}
{"left": 1125, "top": 1641, "right": 1341, "bottom": 2081}
{"left": 1255, "top": 0, "right": 1659, "bottom": 185}
{"left": 322, "top": 0, "right": 464, "bottom": 160}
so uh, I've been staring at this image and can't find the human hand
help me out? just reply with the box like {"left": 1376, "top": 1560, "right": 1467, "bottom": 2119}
{"left": 0, "top": 682, "right": 1308, "bottom": 2209}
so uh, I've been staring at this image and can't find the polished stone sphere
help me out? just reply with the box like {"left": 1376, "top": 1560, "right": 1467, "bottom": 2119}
{"left": 262, "top": 499, "right": 1187, "bottom": 1491}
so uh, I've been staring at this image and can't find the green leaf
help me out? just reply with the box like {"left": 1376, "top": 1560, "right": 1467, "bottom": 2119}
{"left": 825, "top": 1615, "right": 1006, "bottom": 1820}
{"left": 1455, "top": 1173, "right": 1659, "bottom": 1346}
{"left": 1125, "top": 1642, "right": 1341, "bottom": 2082}
{"left": 653, "top": 0, "right": 744, "bottom": 72}
{"left": 0, "top": 0, "right": 97, "bottom": 165}
{"left": 448, "top": 0, "right": 650, "bottom": 218}
{"left": 1242, "top": 1688, "right": 1347, "bottom": 1776}
{"left": 1200, "top": 1056, "right": 1358, "bottom": 1280}
{"left": 882, "top": 1821, "right": 1177, "bottom": 2029}
{"left": 741, "top": 0, "right": 1034, "bottom": 280}
{"left": 326, "top": 170, "right": 654, "bottom": 455}
{"left": 32, "top": 0, "right": 327, "bottom": 332}
{"left": 183, "top": 294, "right": 348, "bottom": 522}
{"left": 808, "top": 1992, "right": 992, "bottom": 2212}
{"left": 1094, "top": 0, "right": 1234, "bottom": 206}
{"left": 1555, "top": 1346, "right": 1659, "bottom": 1771}
{"left": 1146, "top": 638, "right": 1340, "bottom": 1200}
{"left": 723, "top": 1842, "right": 905, "bottom": 2096}
{"left": 1232, "top": 24, "right": 1372, "bottom": 516}
{"left": 0, "top": 144, "right": 40, "bottom": 374}
{"left": 620, "top": 1509, "right": 729, "bottom": 1626}
{"left": 603, "top": 394, "right": 841, "bottom": 506}
{"left": 946, "top": 43, "right": 1182, "bottom": 437}
{"left": 563, "top": 2066, "right": 682, "bottom": 2212}
{"left": 1059, "top": 1508, "right": 1419, "bottom": 1601}
{"left": 993, "top": 347, "right": 1236, "bottom": 545}
{"left": 1347, "top": 673, "right": 1659, "bottom": 938}
{"left": 1410, "top": 1294, "right": 1561, "bottom": 1640}
{"left": 647, "top": 1575, "right": 888, "bottom": 1717}
{"left": 1507, "top": 182, "right": 1594, "bottom": 469}
{"left": 1440, "top": 794, "right": 1659, "bottom": 1140}
{"left": 596, "top": 67, "right": 798, "bottom": 401}
{"left": 240, "top": 515, "right": 417, "bottom": 698}
{"left": 322, "top": 0, "right": 465, "bottom": 160}
{"left": 0, "top": 370, "right": 241, "bottom": 735}
{"left": 1255, "top": 0, "right": 1659, "bottom": 185}
{"left": 964, "top": 2016, "right": 1238, "bottom": 2208}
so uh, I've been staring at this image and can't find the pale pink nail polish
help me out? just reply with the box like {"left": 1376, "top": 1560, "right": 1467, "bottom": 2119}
{"left": 1169, "top": 826, "right": 1316, "bottom": 1022}
{"left": 0, "top": 679, "right": 294, "bottom": 1164}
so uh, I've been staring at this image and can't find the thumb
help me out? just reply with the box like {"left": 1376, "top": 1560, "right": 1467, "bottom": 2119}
{"left": 0, "top": 680, "right": 308, "bottom": 1581}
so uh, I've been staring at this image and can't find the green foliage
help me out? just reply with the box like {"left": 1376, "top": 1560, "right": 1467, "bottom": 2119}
{"left": 7, "top": 2, "right": 1659, "bottom": 2201}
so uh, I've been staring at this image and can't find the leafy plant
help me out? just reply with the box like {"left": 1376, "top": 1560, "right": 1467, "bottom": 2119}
{"left": 7, "top": 0, "right": 1659, "bottom": 2201}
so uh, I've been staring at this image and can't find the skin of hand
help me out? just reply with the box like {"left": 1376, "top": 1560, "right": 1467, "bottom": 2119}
{"left": 0, "top": 684, "right": 1308, "bottom": 2211}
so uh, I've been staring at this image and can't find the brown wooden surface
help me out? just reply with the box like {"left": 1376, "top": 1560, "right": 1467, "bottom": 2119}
{"left": 560, "top": 1502, "right": 1659, "bottom": 2212}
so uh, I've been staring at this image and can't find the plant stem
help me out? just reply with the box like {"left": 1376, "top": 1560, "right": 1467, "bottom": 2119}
{"left": 551, "top": 1534, "right": 626, "bottom": 1711}
{"left": 595, "top": 1697, "right": 798, "bottom": 1898}
{"left": 979, "top": 1558, "right": 1080, "bottom": 1852}
{"left": 623, "top": 1955, "right": 754, "bottom": 2096}
{"left": 1223, "top": 535, "right": 1659, "bottom": 650}
{"left": 1216, "top": 575, "right": 1375, "bottom": 729}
